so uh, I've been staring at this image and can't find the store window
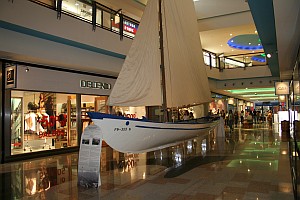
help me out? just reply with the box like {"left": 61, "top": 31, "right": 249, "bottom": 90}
{"left": 61, "top": 0, "right": 92, "bottom": 22}
{"left": 211, "top": 54, "right": 216, "bottom": 68}
{"left": 81, "top": 95, "right": 109, "bottom": 131}
{"left": 11, "top": 91, "right": 77, "bottom": 155}
{"left": 203, "top": 52, "right": 210, "bottom": 66}
{"left": 112, "top": 106, "right": 146, "bottom": 119}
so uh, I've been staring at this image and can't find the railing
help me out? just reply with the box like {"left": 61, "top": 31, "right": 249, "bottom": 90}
{"left": 29, "top": 0, "right": 139, "bottom": 40}
{"left": 27, "top": 0, "right": 263, "bottom": 70}
{"left": 203, "top": 50, "right": 267, "bottom": 70}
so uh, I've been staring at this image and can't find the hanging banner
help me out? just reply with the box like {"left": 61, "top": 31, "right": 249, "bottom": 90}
{"left": 78, "top": 125, "right": 102, "bottom": 188}
{"left": 275, "top": 82, "right": 289, "bottom": 95}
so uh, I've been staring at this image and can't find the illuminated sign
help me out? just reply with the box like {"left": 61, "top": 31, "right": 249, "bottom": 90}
{"left": 112, "top": 19, "right": 138, "bottom": 35}
{"left": 80, "top": 80, "right": 111, "bottom": 90}
{"left": 123, "top": 20, "right": 138, "bottom": 34}
{"left": 5, "top": 65, "right": 17, "bottom": 89}
{"left": 275, "top": 82, "right": 289, "bottom": 95}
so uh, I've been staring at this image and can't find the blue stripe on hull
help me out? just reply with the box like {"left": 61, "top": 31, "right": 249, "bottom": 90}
{"left": 135, "top": 125, "right": 208, "bottom": 131}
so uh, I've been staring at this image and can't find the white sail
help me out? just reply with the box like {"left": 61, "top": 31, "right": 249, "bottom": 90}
{"left": 108, "top": 0, "right": 211, "bottom": 107}
{"left": 108, "top": 0, "right": 161, "bottom": 106}
{"left": 163, "top": 0, "right": 211, "bottom": 107}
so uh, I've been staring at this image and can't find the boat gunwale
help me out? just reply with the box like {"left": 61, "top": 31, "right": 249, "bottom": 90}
{"left": 88, "top": 112, "right": 219, "bottom": 125}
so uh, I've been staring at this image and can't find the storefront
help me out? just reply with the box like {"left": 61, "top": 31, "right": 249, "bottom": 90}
{"left": 1, "top": 62, "right": 116, "bottom": 162}
{"left": 209, "top": 94, "right": 226, "bottom": 114}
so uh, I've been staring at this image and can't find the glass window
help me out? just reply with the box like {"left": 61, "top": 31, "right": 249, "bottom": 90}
{"left": 81, "top": 95, "right": 109, "bottom": 131}
{"left": 203, "top": 52, "right": 210, "bottom": 66}
{"left": 11, "top": 91, "right": 77, "bottom": 155}
{"left": 211, "top": 54, "right": 216, "bottom": 68}
{"left": 102, "top": 10, "right": 112, "bottom": 30}
{"left": 111, "top": 14, "right": 120, "bottom": 33}
{"left": 61, "top": 0, "right": 92, "bottom": 22}
{"left": 96, "top": 8, "right": 102, "bottom": 26}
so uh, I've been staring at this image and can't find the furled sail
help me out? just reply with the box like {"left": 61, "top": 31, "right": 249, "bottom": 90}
{"left": 108, "top": 0, "right": 211, "bottom": 107}
{"left": 108, "top": 0, "right": 161, "bottom": 106}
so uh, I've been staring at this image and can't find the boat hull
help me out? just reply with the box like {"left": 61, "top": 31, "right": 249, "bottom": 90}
{"left": 91, "top": 117, "right": 219, "bottom": 153}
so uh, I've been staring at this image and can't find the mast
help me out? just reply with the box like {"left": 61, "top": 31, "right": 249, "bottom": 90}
{"left": 158, "top": 0, "right": 168, "bottom": 122}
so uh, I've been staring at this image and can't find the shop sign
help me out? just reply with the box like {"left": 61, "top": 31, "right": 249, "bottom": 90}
{"left": 123, "top": 20, "right": 138, "bottom": 34}
{"left": 275, "top": 82, "right": 289, "bottom": 95}
{"left": 5, "top": 65, "right": 17, "bottom": 89}
{"left": 112, "top": 19, "right": 138, "bottom": 35}
{"left": 80, "top": 80, "right": 111, "bottom": 90}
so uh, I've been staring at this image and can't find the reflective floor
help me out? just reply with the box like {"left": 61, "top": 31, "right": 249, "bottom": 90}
{"left": 0, "top": 123, "right": 294, "bottom": 200}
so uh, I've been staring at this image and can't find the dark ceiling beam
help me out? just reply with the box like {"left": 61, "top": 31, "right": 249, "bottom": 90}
{"left": 248, "top": 0, "right": 279, "bottom": 77}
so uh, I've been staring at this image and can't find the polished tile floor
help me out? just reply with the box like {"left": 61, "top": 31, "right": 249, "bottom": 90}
{"left": 0, "top": 123, "right": 294, "bottom": 200}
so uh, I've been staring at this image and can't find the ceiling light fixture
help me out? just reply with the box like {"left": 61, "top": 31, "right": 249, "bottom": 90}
{"left": 25, "top": 67, "right": 29, "bottom": 72}
{"left": 251, "top": 55, "right": 266, "bottom": 63}
{"left": 267, "top": 53, "right": 272, "bottom": 58}
{"left": 227, "top": 34, "right": 263, "bottom": 50}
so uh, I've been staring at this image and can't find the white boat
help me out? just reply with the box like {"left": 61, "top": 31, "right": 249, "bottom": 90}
{"left": 88, "top": 0, "right": 221, "bottom": 153}
{"left": 88, "top": 113, "right": 219, "bottom": 153}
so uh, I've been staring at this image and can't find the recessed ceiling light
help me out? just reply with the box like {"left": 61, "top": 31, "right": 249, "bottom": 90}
{"left": 230, "top": 33, "right": 233, "bottom": 36}
{"left": 249, "top": 43, "right": 251, "bottom": 45}
{"left": 255, "top": 30, "right": 257, "bottom": 33}
{"left": 220, "top": 44, "right": 223, "bottom": 47}
{"left": 252, "top": 51, "right": 255, "bottom": 53}
{"left": 258, "top": 44, "right": 261, "bottom": 46}
{"left": 231, "top": 49, "right": 234, "bottom": 51}
{"left": 267, "top": 53, "right": 272, "bottom": 58}
{"left": 246, "top": 57, "right": 249, "bottom": 58}
{"left": 246, "top": 88, "right": 248, "bottom": 89}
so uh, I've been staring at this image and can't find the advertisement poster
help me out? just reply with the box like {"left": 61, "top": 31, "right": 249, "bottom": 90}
{"left": 78, "top": 125, "right": 102, "bottom": 188}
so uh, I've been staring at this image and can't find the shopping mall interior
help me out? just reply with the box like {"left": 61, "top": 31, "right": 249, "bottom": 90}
{"left": 0, "top": 0, "right": 300, "bottom": 199}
